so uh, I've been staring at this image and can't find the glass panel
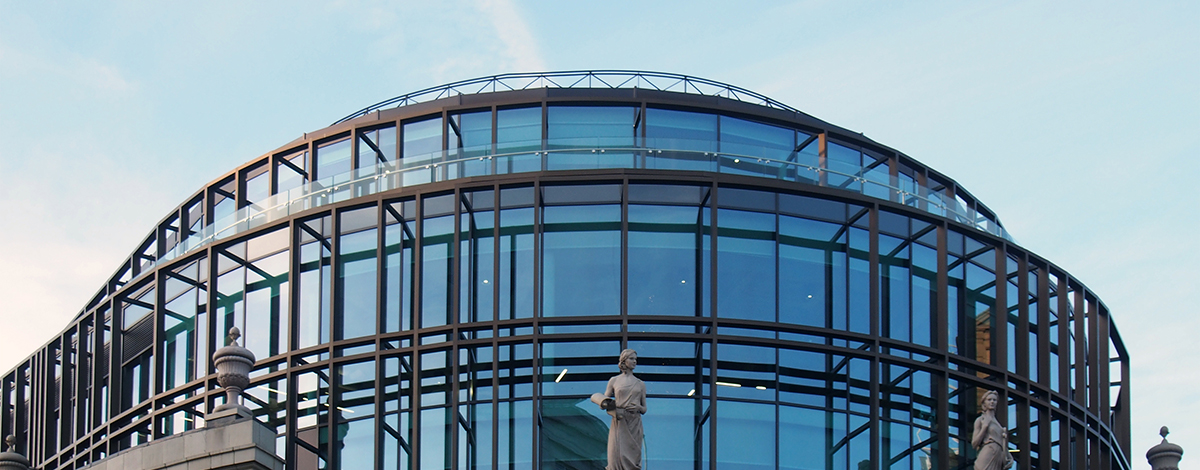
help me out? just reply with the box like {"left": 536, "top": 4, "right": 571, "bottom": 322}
{"left": 277, "top": 150, "right": 309, "bottom": 196}
{"left": 645, "top": 107, "right": 718, "bottom": 171}
{"left": 384, "top": 200, "right": 417, "bottom": 333}
{"left": 403, "top": 117, "right": 443, "bottom": 186}
{"left": 496, "top": 107, "right": 542, "bottom": 153}
{"left": 422, "top": 194, "right": 456, "bottom": 328}
{"left": 459, "top": 345, "right": 493, "bottom": 470}
{"left": 539, "top": 397, "right": 610, "bottom": 468}
{"left": 646, "top": 107, "right": 717, "bottom": 151}
{"left": 298, "top": 216, "right": 333, "bottom": 349}
{"left": 161, "top": 258, "right": 208, "bottom": 391}
{"left": 547, "top": 106, "right": 635, "bottom": 149}
{"left": 316, "top": 138, "right": 352, "bottom": 182}
{"left": 499, "top": 198, "right": 535, "bottom": 320}
{"left": 245, "top": 167, "right": 270, "bottom": 208}
{"left": 779, "top": 214, "right": 846, "bottom": 329}
{"left": 539, "top": 340, "right": 619, "bottom": 397}
{"left": 542, "top": 204, "right": 620, "bottom": 317}
{"left": 336, "top": 361, "right": 376, "bottom": 469}
{"left": 947, "top": 230, "right": 996, "bottom": 364}
{"left": 382, "top": 355, "right": 414, "bottom": 470}
{"left": 451, "top": 110, "right": 493, "bottom": 157}
{"left": 716, "top": 400, "right": 774, "bottom": 469}
{"left": 716, "top": 207, "right": 775, "bottom": 322}
{"left": 719, "top": 115, "right": 793, "bottom": 159}
{"left": 338, "top": 206, "right": 378, "bottom": 340}
{"left": 295, "top": 368, "right": 330, "bottom": 470}
{"left": 214, "top": 228, "right": 289, "bottom": 362}
{"left": 628, "top": 204, "right": 704, "bottom": 317}
{"left": 461, "top": 190, "right": 495, "bottom": 324}
{"left": 826, "top": 142, "right": 863, "bottom": 192}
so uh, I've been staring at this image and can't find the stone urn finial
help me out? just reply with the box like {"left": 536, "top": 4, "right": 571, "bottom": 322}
{"left": 0, "top": 435, "right": 30, "bottom": 470}
{"left": 1147, "top": 426, "right": 1184, "bottom": 470}
{"left": 212, "top": 327, "right": 256, "bottom": 415}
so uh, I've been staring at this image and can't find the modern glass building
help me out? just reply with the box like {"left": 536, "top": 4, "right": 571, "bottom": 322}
{"left": 0, "top": 71, "right": 1130, "bottom": 470}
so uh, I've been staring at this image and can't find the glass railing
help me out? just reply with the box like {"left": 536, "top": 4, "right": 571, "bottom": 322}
{"left": 157, "top": 138, "right": 1013, "bottom": 267}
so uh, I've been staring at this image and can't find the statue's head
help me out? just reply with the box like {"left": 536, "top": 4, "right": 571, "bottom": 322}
{"left": 618, "top": 349, "right": 638, "bottom": 372}
{"left": 979, "top": 390, "right": 999, "bottom": 411}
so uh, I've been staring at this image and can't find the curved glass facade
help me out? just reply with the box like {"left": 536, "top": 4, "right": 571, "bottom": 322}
{"left": 1, "top": 73, "right": 1129, "bottom": 470}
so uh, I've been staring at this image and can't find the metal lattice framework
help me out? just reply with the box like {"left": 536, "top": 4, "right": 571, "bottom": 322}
{"left": 333, "top": 70, "right": 806, "bottom": 125}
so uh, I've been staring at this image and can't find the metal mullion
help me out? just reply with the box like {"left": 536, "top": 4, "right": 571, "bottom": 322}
{"left": 707, "top": 180, "right": 717, "bottom": 470}
{"left": 867, "top": 204, "right": 881, "bottom": 470}
{"left": 1056, "top": 276, "right": 1071, "bottom": 402}
{"left": 450, "top": 188, "right": 462, "bottom": 470}
{"left": 935, "top": 222, "right": 950, "bottom": 470}
{"left": 1038, "top": 266, "right": 1052, "bottom": 396}
{"left": 620, "top": 179, "right": 629, "bottom": 333}
{"left": 1016, "top": 255, "right": 1030, "bottom": 379}
{"left": 1086, "top": 297, "right": 1100, "bottom": 416}
{"left": 1097, "top": 306, "right": 1111, "bottom": 423}
{"left": 993, "top": 245, "right": 1006, "bottom": 371}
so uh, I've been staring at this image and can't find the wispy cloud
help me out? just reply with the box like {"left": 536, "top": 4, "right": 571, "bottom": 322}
{"left": 478, "top": 0, "right": 546, "bottom": 72}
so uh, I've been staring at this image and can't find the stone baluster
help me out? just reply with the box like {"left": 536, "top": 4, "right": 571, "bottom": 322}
{"left": 211, "top": 327, "right": 256, "bottom": 418}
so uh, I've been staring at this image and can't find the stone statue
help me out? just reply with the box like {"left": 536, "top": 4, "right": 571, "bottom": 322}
{"left": 971, "top": 390, "right": 1013, "bottom": 470}
{"left": 591, "top": 349, "right": 646, "bottom": 470}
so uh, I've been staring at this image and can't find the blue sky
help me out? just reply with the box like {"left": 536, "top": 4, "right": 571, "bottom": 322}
{"left": 1, "top": 0, "right": 1197, "bottom": 462}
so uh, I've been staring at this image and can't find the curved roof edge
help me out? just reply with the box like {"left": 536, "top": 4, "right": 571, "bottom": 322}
{"left": 333, "top": 70, "right": 816, "bottom": 125}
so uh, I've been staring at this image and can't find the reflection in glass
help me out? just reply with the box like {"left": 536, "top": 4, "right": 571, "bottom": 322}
{"left": 337, "top": 207, "right": 377, "bottom": 340}
{"left": 628, "top": 204, "right": 703, "bottom": 316}
{"left": 717, "top": 208, "right": 775, "bottom": 322}
{"left": 542, "top": 204, "right": 620, "bottom": 317}
{"left": 384, "top": 200, "right": 417, "bottom": 333}
{"left": 298, "top": 216, "right": 332, "bottom": 349}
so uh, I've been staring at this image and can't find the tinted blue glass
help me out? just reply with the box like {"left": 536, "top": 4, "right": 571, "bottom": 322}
{"left": 628, "top": 205, "right": 702, "bottom": 316}
{"left": 403, "top": 117, "right": 443, "bottom": 185}
{"left": 539, "top": 340, "right": 618, "bottom": 396}
{"left": 316, "top": 138, "right": 352, "bottom": 181}
{"left": 460, "top": 402, "right": 492, "bottom": 470}
{"left": 298, "top": 225, "right": 332, "bottom": 348}
{"left": 496, "top": 107, "right": 541, "bottom": 152}
{"left": 717, "top": 209, "right": 775, "bottom": 322}
{"left": 460, "top": 201, "right": 494, "bottom": 324}
{"left": 497, "top": 400, "right": 533, "bottom": 468}
{"left": 779, "top": 215, "right": 844, "bottom": 328}
{"left": 646, "top": 108, "right": 717, "bottom": 151}
{"left": 848, "top": 226, "right": 870, "bottom": 334}
{"left": 780, "top": 406, "right": 835, "bottom": 470}
{"left": 826, "top": 142, "right": 862, "bottom": 192}
{"left": 539, "top": 397, "right": 609, "bottom": 468}
{"left": 404, "top": 117, "right": 442, "bottom": 158}
{"left": 542, "top": 204, "right": 620, "bottom": 317}
{"left": 645, "top": 108, "right": 718, "bottom": 171}
{"left": 547, "top": 106, "right": 635, "bottom": 148}
{"left": 422, "top": 209, "right": 454, "bottom": 328}
{"left": 880, "top": 233, "right": 911, "bottom": 342}
{"left": 452, "top": 111, "right": 492, "bottom": 154}
{"left": 499, "top": 207, "right": 534, "bottom": 320}
{"left": 719, "top": 116, "right": 793, "bottom": 159}
{"left": 453, "top": 111, "right": 493, "bottom": 178}
{"left": 716, "top": 400, "right": 775, "bottom": 469}
{"left": 862, "top": 152, "right": 891, "bottom": 200}
{"left": 420, "top": 407, "right": 451, "bottom": 470}
{"left": 645, "top": 398, "right": 705, "bottom": 470}
{"left": 338, "top": 227, "right": 377, "bottom": 340}
{"left": 384, "top": 201, "right": 416, "bottom": 333}
{"left": 716, "top": 343, "right": 775, "bottom": 399}
{"left": 626, "top": 340, "right": 710, "bottom": 397}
